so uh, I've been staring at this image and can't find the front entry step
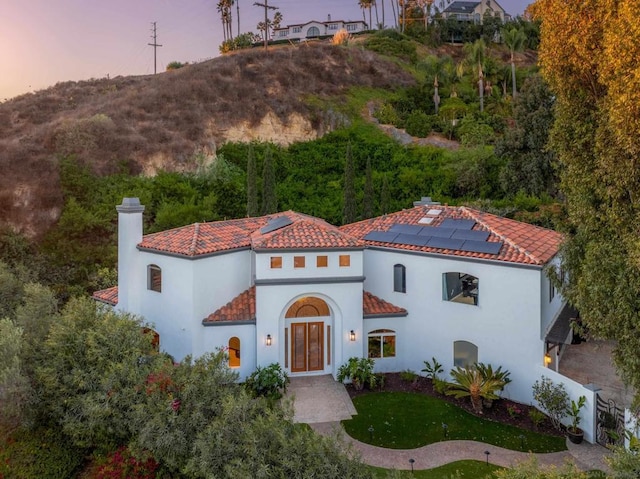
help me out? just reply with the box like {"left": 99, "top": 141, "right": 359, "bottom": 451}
{"left": 286, "top": 375, "right": 357, "bottom": 423}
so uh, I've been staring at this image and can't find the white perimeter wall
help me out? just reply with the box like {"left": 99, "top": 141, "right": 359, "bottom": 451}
{"left": 363, "top": 248, "right": 546, "bottom": 405}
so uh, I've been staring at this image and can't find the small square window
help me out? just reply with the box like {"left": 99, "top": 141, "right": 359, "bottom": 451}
{"left": 317, "top": 255, "right": 328, "bottom": 268}
{"left": 339, "top": 255, "right": 350, "bottom": 267}
{"left": 294, "top": 256, "right": 306, "bottom": 268}
{"left": 270, "top": 256, "right": 282, "bottom": 268}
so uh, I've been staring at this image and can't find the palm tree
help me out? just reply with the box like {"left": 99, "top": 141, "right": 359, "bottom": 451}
{"left": 464, "top": 38, "right": 487, "bottom": 112}
{"left": 415, "top": 0, "right": 433, "bottom": 30}
{"left": 502, "top": 27, "right": 526, "bottom": 98}
{"left": 358, "top": 0, "right": 372, "bottom": 28}
{"left": 446, "top": 366, "right": 505, "bottom": 414}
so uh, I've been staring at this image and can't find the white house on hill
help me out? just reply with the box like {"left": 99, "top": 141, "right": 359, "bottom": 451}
{"left": 442, "top": 0, "right": 510, "bottom": 23}
{"left": 272, "top": 18, "right": 367, "bottom": 41}
{"left": 95, "top": 197, "right": 569, "bottom": 410}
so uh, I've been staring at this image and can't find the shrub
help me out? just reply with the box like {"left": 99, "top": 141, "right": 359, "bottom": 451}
{"left": 373, "top": 102, "right": 400, "bottom": 125}
{"left": 433, "top": 376, "right": 449, "bottom": 395}
{"left": 332, "top": 28, "right": 350, "bottom": 46}
{"left": 245, "top": 363, "right": 289, "bottom": 400}
{"left": 404, "top": 110, "right": 434, "bottom": 137}
{"left": 532, "top": 376, "right": 568, "bottom": 431}
{"left": 422, "top": 357, "right": 444, "bottom": 380}
{"left": 529, "top": 408, "right": 546, "bottom": 429}
{"left": 95, "top": 446, "right": 158, "bottom": 479}
{"left": 364, "top": 36, "right": 418, "bottom": 64}
{"left": 400, "top": 369, "right": 419, "bottom": 383}
{"left": 337, "top": 357, "right": 377, "bottom": 390}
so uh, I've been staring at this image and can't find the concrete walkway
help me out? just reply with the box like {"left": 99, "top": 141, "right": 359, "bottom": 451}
{"left": 311, "top": 422, "right": 613, "bottom": 473}
{"left": 285, "top": 375, "right": 613, "bottom": 473}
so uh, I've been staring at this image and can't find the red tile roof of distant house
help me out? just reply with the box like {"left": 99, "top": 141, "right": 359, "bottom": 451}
{"left": 340, "top": 205, "right": 562, "bottom": 266}
{"left": 92, "top": 286, "right": 118, "bottom": 306}
{"left": 203, "top": 288, "right": 405, "bottom": 323}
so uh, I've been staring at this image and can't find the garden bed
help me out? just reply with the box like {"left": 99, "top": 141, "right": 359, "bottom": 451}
{"left": 347, "top": 372, "right": 563, "bottom": 438}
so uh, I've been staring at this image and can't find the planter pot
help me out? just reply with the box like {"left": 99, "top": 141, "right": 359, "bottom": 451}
{"left": 567, "top": 428, "right": 584, "bottom": 444}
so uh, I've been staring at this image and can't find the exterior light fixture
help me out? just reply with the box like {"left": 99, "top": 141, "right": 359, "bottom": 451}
{"left": 350, "top": 330, "right": 356, "bottom": 342}
{"left": 409, "top": 458, "right": 415, "bottom": 473}
{"left": 266, "top": 334, "right": 272, "bottom": 346}
{"left": 484, "top": 450, "right": 490, "bottom": 465}
{"left": 544, "top": 353, "right": 552, "bottom": 366}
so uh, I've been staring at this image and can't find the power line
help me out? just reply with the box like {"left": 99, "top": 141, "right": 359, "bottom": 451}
{"left": 254, "top": 0, "right": 278, "bottom": 50}
{"left": 148, "top": 21, "right": 163, "bottom": 74}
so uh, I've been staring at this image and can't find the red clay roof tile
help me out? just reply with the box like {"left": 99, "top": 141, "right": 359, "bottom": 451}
{"left": 92, "top": 286, "right": 118, "bottom": 306}
{"left": 363, "top": 291, "right": 407, "bottom": 318}
{"left": 340, "top": 205, "right": 562, "bottom": 266}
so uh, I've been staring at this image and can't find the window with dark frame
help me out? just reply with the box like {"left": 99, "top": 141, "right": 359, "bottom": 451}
{"left": 148, "top": 264, "right": 162, "bottom": 292}
{"left": 367, "top": 329, "right": 396, "bottom": 359}
{"left": 393, "top": 264, "right": 406, "bottom": 293}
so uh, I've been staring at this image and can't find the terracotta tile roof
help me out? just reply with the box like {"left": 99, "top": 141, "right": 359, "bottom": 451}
{"left": 252, "top": 213, "right": 363, "bottom": 250}
{"left": 203, "top": 286, "right": 256, "bottom": 324}
{"left": 363, "top": 291, "right": 407, "bottom": 318}
{"left": 340, "top": 205, "right": 562, "bottom": 266}
{"left": 139, "top": 212, "right": 361, "bottom": 257}
{"left": 203, "top": 288, "right": 405, "bottom": 323}
{"left": 92, "top": 286, "right": 118, "bottom": 306}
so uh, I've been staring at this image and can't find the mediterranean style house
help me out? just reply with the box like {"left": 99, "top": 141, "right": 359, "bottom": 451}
{"left": 94, "top": 197, "right": 567, "bottom": 407}
{"left": 272, "top": 18, "right": 368, "bottom": 41}
{"left": 441, "top": 0, "right": 510, "bottom": 23}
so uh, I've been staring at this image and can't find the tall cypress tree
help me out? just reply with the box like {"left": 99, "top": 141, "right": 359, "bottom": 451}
{"left": 261, "top": 146, "right": 277, "bottom": 215}
{"left": 342, "top": 143, "right": 357, "bottom": 225}
{"left": 363, "top": 157, "right": 374, "bottom": 219}
{"left": 246, "top": 145, "right": 258, "bottom": 217}
{"left": 380, "top": 173, "right": 390, "bottom": 215}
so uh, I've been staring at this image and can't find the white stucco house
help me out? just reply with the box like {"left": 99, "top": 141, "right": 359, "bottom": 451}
{"left": 441, "top": 0, "right": 511, "bottom": 23}
{"left": 95, "top": 197, "right": 570, "bottom": 408}
{"left": 272, "top": 18, "right": 368, "bottom": 41}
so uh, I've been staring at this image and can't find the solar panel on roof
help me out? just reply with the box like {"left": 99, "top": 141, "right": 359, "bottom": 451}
{"left": 459, "top": 240, "right": 503, "bottom": 255}
{"left": 389, "top": 223, "right": 424, "bottom": 235}
{"left": 440, "top": 219, "right": 476, "bottom": 230}
{"left": 427, "top": 236, "right": 465, "bottom": 250}
{"left": 392, "top": 233, "right": 430, "bottom": 247}
{"left": 452, "top": 229, "right": 490, "bottom": 241}
{"left": 364, "top": 231, "right": 399, "bottom": 243}
{"left": 419, "top": 226, "right": 455, "bottom": 238}
{"left": 260, "top": 216, "right": 293, "bottom": 234}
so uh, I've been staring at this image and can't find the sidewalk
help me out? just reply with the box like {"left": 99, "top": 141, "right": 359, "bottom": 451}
{"left": 311, "top": 422, "right": 612, "bottom": 473}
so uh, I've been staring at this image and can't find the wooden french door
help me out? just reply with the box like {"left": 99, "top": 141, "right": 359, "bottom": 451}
{"left": 291, "top": 322, "right": 324, "bottom": 372}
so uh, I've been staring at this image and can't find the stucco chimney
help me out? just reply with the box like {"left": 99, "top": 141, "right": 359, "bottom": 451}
{"left": 328, "top": 14, "right": 331, "bottom": 22}
{"left": 116, "top": 198, "right": 145, "bottom": 312}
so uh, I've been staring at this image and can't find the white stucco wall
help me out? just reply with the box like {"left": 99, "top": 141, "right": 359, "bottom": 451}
{"left": 200, "top": 323, "right": 257, "bottom": 381}
{"left": 363, "top": 248, "right": 546, "bottom": 405}
{"left": 540, "top": 256, "right": 564, "bottom": 339}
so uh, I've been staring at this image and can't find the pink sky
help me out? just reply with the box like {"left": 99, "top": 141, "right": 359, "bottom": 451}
{"left": 0, "top": 0, "right": 530, "bottom": 101}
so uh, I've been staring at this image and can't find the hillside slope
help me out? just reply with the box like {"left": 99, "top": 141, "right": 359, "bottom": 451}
{"left": 0, "top": 43, "right": 414, "bottom": 237}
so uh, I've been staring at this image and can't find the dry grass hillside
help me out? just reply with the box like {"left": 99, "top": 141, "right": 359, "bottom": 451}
{"left": 0, "top": 43, "right": 414, "bottom": 237}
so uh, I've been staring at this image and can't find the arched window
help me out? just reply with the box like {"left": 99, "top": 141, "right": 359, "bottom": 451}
{"left": 368, "top": 329, "right": 396, "bottom": 359}
{"left": 454, "top": 340, "right": 478, "bottom": 368}
{"left": 228, "top": 337, "right": 240, "bottom": 368}
{"left": 285, "top": 297, "right": 330, "bottom": 318}
{"left": 393, "top": 264, "right": 406, "bottom": 293}
{"left": 148, "top": 264, "right": 162, "bottom": 292}
{"left": 443, "top": 272, "right": 478, "bottom": 305}
{"left": 307, "top": 26, "right": 320, "bottom": 37}
{"left": 143, "top": 327, "right": 160, "bottom": 350}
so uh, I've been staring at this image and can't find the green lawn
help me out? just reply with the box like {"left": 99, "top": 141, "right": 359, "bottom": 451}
{"left": 369, "top": 460, "right": 502, "bottom": 478}
{"left": 343, "top": 392, "right": 566, "bottom": 452}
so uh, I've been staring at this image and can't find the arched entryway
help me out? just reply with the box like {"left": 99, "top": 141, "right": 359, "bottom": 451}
{"left": 285, "top": 297, "right": 332, "bottom": 374}
{"left": 306, "top": 26, "right": 320, "bottom": 38}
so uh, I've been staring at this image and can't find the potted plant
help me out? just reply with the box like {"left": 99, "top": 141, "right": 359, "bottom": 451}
{"left": 337, "top": 357, "right": 377, "bottom": 390}
{"left": 566, "top": 395, "right": 586, "bottom": 444}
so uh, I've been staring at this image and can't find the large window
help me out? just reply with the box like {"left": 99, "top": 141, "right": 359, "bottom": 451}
{"left": 368, "top": 329, "right": 396, "bottom": 359}
{"left": 393, "top": 264, "right": 406, "bottom": 293}
{"left": 228, "top": 337, "right": 240, "bottom": 368}
{"left": 443, "top": 272, "right": 478, "bottom": 305}
{"left": 454, "top": 340, "right": 478, "bottom": 368}
{"left": 148, "top": 264, "right": 162, "bottom": 292}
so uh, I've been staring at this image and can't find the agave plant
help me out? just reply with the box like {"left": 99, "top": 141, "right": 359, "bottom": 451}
{"left": 446, "top": 366, "right": 507, "bottom": 414}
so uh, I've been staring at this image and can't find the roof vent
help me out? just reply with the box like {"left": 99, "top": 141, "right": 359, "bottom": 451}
{"left": 418, "top": 217, "right": 435, "bottom": 224}
{"left": 413, "top": 196, "right": 441, "bottom": 207}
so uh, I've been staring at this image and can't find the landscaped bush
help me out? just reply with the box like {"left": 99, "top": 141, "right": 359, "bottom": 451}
{"left": 404, "top": 110, "right": 435, "bottom": 137}
{"left": 532, "top": 376, "right": 569, "bottom": 431}
{"left": 373, "top": 102, "right": 400, "bottom": 125}
{"left": 94, "top": 446, "right": 158, "bottom": 479}
{"left": 337, "top": 357, "right": 377, "bottom": 390}
{"left": 447, "top": 363, "right": 511, "bottom": 414}
{"left": 245, "top": 363, "right": 289, "bottom": 399}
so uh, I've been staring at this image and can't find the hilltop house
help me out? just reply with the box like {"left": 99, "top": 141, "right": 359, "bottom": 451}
{"left": 441, "top": 0, "right": 510, "bottom": 23}
{"left": 272, "top": 18, "right": 367, "bottom": 41}
{"left": 94, "top": 197, "right": 571, "bottom": 408}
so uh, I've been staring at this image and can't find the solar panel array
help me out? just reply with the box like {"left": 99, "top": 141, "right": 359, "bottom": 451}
{"left": 260, "top": 216, "right": 293, "bottom": 234}
{"left": 363, "top": 222, "right": 503, "bottom": 255}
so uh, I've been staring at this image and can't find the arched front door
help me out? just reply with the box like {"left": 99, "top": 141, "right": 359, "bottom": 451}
{"left": 285, "top": 297, "right": 330, "bottom": 373}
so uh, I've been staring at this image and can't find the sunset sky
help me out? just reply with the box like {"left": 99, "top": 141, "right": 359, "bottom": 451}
{"left": 0, "top": 0, "right": 531, "bottom": 101}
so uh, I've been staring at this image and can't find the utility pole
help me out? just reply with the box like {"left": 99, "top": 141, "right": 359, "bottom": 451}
{"left": 148, "top": 21, "right": 163, "bottom": 74}
{"left": 237, "top": 0, "right": 240, "bottom": 38}
{"left": 254, "top": 0, "right": 277, "bottom": 50}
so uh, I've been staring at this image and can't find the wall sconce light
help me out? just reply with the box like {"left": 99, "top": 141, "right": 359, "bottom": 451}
{"left": 544, "top": 353, "right": 552, "bottom": 366}
{"left": 350, "top": 330, "right": 356, "bottom": 342}
{"left": 266, "top": 334, "right": 272, "bottom": 346}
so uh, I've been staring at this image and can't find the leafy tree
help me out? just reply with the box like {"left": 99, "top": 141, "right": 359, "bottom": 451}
{"left": 36, "top": 297, "right": 161, "bottom": 449}
{"left": 531, "top": 0, "right": 640, "bottom": 405}
{"left": 363, "top": 157, "right": 374, "bottom": 219}
{"left": 532, "top": 376, "right": 568, "bottom": 431}
{"left": 342, "top": 143, "right": 357, "bottom": 224}
{"left": 0, "top": 318, "right": 29, "bottom": 428}
{"left": 246, "top": 144, "right": 259, "bottom": 216}
{"left": 502, "top": 27, "right": 526, "bottom": 98}
{"left": 261, "top": 146, "right": 277, "bottom": 214}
